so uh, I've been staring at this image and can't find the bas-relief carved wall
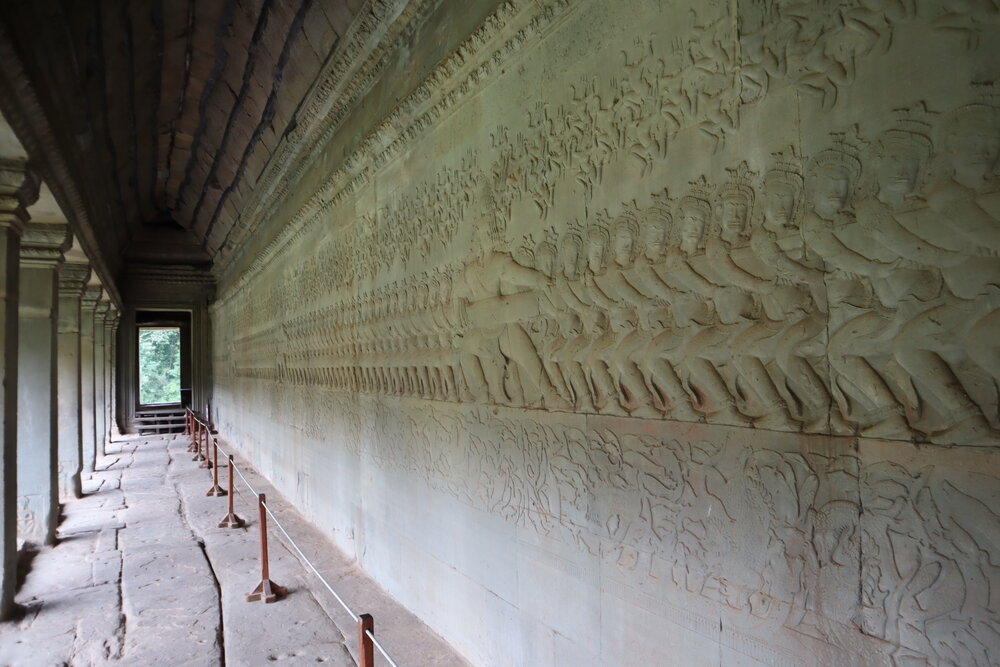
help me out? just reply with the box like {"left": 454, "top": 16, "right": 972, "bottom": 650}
{"left": 211, "top": 0, "right": 1000, "bottom": 664}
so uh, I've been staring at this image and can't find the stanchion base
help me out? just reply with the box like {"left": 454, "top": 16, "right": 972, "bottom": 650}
{"left": 218, "top": 512, "right": 244, "bottom": 529}
{"left": 187, "top": 442, "right": 198, "bottom": 452}
{"left": 246, "top": 578, "right": 287, "bottom": 603}
{"left": 206, "top": 485, "right": 227, "bottom": 497}
{"left": 192, "top": 453, "right": 206, "bottom": 462}
{"left": 199, "top": 459, "right": 213, "bottom": 469}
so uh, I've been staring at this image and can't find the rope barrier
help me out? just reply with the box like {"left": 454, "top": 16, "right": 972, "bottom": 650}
{"left": 365, "top": 628, "right": 399, "bottom": 667}
{"left": 185, "top": 407, "right": 400, "bottom": 666}
{"left": 261, "top": 500, "right": 359, "bottom": 623}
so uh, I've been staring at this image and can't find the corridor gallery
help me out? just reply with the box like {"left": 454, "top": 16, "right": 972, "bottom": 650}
{"left": 0, "top": 0, "right": 998, "bottom": 664}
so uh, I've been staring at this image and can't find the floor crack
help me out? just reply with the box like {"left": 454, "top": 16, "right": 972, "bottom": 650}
{"left": 170, "top": 439, "right": 226, "bottom": 666}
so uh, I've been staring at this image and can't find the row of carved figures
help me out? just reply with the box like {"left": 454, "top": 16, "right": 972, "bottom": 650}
{"left": 226, "top": 101, "right": 999, "bottom": 443}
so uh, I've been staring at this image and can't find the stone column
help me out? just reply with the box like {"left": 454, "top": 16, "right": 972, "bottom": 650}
{"left": 56, "top": 263, "right": 88, "bottom": 499}
{"left": 0, "top": 160, "right": 36, "bottom": 619}
{"left": 16, "top": 222, "right": 68, "bottom": 547}
{"left": 104, "top": 308, "right": 118, "bottom": 444}
{"left": 93, "top": 301, "right": 109, "bottom": 458}
{"left": 79, "top": 286, "right": 100, "bottom": 474}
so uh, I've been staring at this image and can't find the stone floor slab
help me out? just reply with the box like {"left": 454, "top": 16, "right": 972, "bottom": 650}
{"left": 0, "top": 433, "right": 468, "bottom": 665}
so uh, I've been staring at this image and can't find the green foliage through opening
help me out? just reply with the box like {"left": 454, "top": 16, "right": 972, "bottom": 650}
{"left": 139, "top": 328, "right": 181, "bottom": 405}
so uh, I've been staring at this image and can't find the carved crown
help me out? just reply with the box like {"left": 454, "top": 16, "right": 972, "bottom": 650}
{"left": 720, "top": 161, "right": 757, "bottom": 204}
{"left": 765, "top": 147, "right": 804, "bottom": 187}
{"left": 809, "top": 128, "right": 863, "bottom": 184}
{"left": 679, "top": 175, "right": 714, "bottom": 214}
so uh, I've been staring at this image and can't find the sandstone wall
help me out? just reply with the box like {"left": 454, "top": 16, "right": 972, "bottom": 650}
{"left": 210, "top": 0, "right": 1000, "bottom": 664}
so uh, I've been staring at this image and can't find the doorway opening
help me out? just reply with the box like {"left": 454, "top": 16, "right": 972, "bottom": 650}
{"left": 138, "top": 326, "right": 182, "bottom": 405}
{"left": 134, "top": 310, "right": 193, "bottom": 434}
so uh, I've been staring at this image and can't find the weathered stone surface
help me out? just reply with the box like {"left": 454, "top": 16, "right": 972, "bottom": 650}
{"left": 17, "top": 221, "right": 68, "bottom": 547}
{"left": 0, "top": 433, "right": 466, "bottom": 665}
{"left": 56, "top": 261, "right": 88, "bottom": 499}
{"left": 1, "top": 0, "right": 998, "bottom": 664}
{"left": 207, "top": 1, "right": 1000, "bottom": 664}
{"left": 0, "top": 151, "right": 33, "bottom": 619}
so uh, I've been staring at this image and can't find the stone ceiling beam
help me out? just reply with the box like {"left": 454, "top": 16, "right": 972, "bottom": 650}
{"left": 0, "top": 25, "right": 122, "bottom": 309}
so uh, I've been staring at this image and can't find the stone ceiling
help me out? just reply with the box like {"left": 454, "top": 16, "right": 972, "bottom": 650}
{"left": 0, "top": 0, "right": 359, "bottom": 276}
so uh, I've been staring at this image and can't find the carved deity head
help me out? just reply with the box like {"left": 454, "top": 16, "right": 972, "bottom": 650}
{"left": 807, "top": 141, "right": 861, "bottom": 221}
{"left": 642, "top": 196, "right": 673, "bottom": 261}
{"left": 561, "top": 230, "right": 584, "bottom": 280}
{"left": 942, "top": 102, "right": 1000, "bottom": 186}
{"left": 611, "top": 212, "right": 640, "bottom": 267}
{"left": 763, "top": 150, "right": 804, "bottom": 231}
{"left": 586, "top": 222, "right": 610, "bottom": 275}
{"left": 677, "top": 195, "right": 711, "bottom": 254}
{"left": 873, "top": 125, "right": 931, "bottom": 202}
{"left": 719, "top": 163, "right": 756, "bottom": 243}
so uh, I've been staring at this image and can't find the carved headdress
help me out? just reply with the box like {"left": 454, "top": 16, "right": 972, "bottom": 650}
{"left": 807, "top": 129, "right": 864, "bottom": 210}
{"left": 561, "top": 220, "right": 586, "bottom": 280}
{"left": 675, "top": 176, "right": 714, "bottom": 249}
{"left": 717, "top": 161, "right": 757, "bottom": 238}
{"left": 880, "top": 105, "right": 934, "bottom": 155}
{"left": 611, "top": 204, "right": 641, "bottom": 265}
{"left": 939, "top": 81, "right": 1000, "bottom": 179}
{"left": 586, "top": 211, "right": 612, "bottom": 274}
{"left": 764, "top": 147, "right": 805, "bottom": 227}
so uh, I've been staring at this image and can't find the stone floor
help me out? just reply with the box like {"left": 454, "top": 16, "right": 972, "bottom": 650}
{"left": 0, "top": 434, "right": 467, "bottom": 666}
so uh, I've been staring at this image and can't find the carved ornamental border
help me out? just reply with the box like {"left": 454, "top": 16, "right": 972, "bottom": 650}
{"left": 215, "top": 0, "right": 578, "bottom": 300}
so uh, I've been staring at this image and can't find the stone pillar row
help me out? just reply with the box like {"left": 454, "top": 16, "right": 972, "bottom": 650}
{"left": 0, "top": 161, "right": 119, "bottom": 618}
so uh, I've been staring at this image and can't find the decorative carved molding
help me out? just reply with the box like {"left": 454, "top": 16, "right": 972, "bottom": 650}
{"left": 57, "top": 262, "right": 90, "bottom": 297}
{"left": 220, "top": 0, "right": 578, "bottom": 293}
{"left": 214, "top": 0, "right": 436, "bottom": 262}
{"left": 81, "top": 285, "right": 103, "bottom": 311}
{"left": 0, "top": 157, "right": 39, "bottom": 235}
{"left": 19, "top": 221, "right": 69, "bottom": 265}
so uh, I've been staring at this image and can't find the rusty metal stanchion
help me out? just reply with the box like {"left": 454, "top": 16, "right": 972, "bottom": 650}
{"left": 206, "top": 438, "right": 226, "bottom": 496}
{"left": 199, "top": 425, "right": 213, "bottom": 469}
{"left": 191, "top": 420, "right": 202, "bottom": 459}
{"left": 186, "top": 412, "right": 198, "bottom": 452}
{"left": 246, "top": 494, "right": 286, "bottom": 603}
{"left": 193, "top": 420, "right": 207, "bottom": 463}
{"left": 358, "top": 614, "right": 374, "bottom": 667}
{"left": 218, "top": 454, "right": 244, "bottom": 528}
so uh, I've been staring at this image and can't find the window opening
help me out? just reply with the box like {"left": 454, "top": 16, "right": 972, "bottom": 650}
{"left": 138, "top": 326, "right": 182, "bottom": 405}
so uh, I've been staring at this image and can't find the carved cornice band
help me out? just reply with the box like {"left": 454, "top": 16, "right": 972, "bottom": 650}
{"left": 216, "top": 0, "right": 576, "bottom": 303}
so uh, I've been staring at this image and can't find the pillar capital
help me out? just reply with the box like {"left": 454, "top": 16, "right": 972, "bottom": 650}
{"left": 58, "top": 262, "right": 90, "bottom": 298}
{"left": 81, "top": 285, "right": 103, "bottom": 311}
{"left": 102, "top": 306, "right": 119, "bottom": 329}
{"left": 0, "top": 159, "right": 39, "bottom": 236}
{"left": 19, "top": 221, "right": 69, "bottom": 267}
{"left": 94, "top": 299, "right": 111, "bottom": 319}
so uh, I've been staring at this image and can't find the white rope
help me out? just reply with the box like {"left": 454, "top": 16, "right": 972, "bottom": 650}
{"left": 366, "top": 629, "right": 400, "bottom": 667}
{"left": 205, "top": 430, "right": 401, "bottom": 666}
{"left": 260, "top": 500, "right": 360, "bottom": 623}
{"left": 231, "top": 461, "right": 259, "bottom": 497}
